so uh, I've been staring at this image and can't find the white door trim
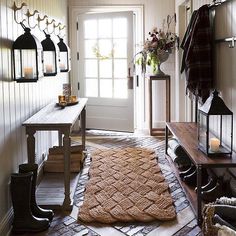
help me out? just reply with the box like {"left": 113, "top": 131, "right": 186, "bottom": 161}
{"left": 69, "top": 5, "right": 145, "bottom": 132}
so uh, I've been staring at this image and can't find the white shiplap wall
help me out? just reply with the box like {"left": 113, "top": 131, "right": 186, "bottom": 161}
{"left": 175, "top": 0, "right": 236, "bottom": 180}
{"left": 0, "top": 0, "right": 68, "bottom": 229}
{"left": 193, "top": 0, "right": 236, "bottom": 152}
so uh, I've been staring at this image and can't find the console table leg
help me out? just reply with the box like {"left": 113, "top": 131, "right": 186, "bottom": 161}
{"left": 58, "top": 131, "right": 63, "bottom": 146}
{"left": 63, "top": 130, "right": 72, "bottom": 210}
{"left": 197, "top": 165, "right": 202, "bottom": 225}
{"left": 26, "top": 128, "right": 36, "bottom": 164}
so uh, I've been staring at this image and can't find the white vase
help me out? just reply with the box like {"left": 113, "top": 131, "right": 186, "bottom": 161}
{"left": 154, "top": 50, "right": 169, "bottom": 75}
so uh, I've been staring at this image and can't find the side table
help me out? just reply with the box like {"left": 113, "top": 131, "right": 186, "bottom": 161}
{"left": 148, "top": 74, "right": 170, "bottom": 136}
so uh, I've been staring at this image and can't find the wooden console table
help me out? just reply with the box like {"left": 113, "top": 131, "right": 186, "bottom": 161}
{"left": 148, "top": 75, "right": 170, "bottom": 136}
{"left": 165, "top": 122, "right": 236, "bottom": 225}
{"left": 23, "top": 98, "right": 88, "bottom": 210}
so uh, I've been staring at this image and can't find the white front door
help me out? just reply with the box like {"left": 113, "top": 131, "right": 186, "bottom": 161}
{"left": 77, "top": 11, "right": 134, "bottom": 132}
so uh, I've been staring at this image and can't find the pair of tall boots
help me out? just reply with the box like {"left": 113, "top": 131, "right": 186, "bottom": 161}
{"left": 11, "top": 164, "right": 54, "bottom": 233}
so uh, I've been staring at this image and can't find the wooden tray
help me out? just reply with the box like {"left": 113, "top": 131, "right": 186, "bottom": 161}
{"left": 56, "top": 100, "right": 79, "bottom": 108}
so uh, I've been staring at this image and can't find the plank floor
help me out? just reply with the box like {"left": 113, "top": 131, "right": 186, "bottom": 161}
{"left": 36, "top": 173, "right": 79, "bottom": 209}
{"left": 11, "top": 130, "right": 202, "bottom": 236}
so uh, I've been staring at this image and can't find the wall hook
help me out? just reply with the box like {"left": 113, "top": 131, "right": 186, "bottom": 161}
{"left": 53, "top": 22, "right": 62, "bottom": 36}
{"left": 54, "top": 22, "right": 61, "bottom": 28}
{"left": 12, "top": 1, "right": 27, "bottom": 24}
{"left": 59, "top": 25, "right": 66, "bottom": 30}
{"left": 46, "top": 19, "right": 56, "bottom": 34}
{"left": 228, "top": 37, "right": 235, "bottom": 48}
{"left": 25, "top": 9, "right": 39, "bottom": 28}
{"left": 58, "top": 24, "right": 66, "bottom": 38}
{"left": 37, "top": 14, "right": 48, "bottom": 31}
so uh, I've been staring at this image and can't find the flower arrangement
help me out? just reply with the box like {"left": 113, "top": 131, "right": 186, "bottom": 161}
{"left": 136, "top": 15, "right": 178, "bottom": 74}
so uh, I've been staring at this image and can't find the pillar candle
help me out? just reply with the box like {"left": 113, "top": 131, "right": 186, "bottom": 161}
{"left": 210, "top": 138, "right": 220, "bottom": 152}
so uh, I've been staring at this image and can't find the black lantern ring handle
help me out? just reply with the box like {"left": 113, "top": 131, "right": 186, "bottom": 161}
{"left": 20, "top": 22, "right": 27, "bottom": 30}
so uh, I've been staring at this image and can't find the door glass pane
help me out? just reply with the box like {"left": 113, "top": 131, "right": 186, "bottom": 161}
{"left": 114, "top": 59, "right": 127, "bottom": 78}
{"left": 100, "top": 79, "right": 112, "bottom": 98}
{"left": 114, "top": 79, "right": 128, "bottom": 98}
{"left": 113, "top": 39, "right": 127, "bottom": 58}
{"left": 86, "top": 79, "right": 98, "bottom": 97}
{"left": 85, "top": 59, "right": 97, "bottom": 77}
{"left": 82, "top": 14, "right": 130, "bottom": 100}
{"left": 113, "top": 18, "right": 127, "bottom": 38}
{"left": 99, "top": 59, "right": 112, "bottom": 78}
{"left": 99, "top": 39, "right": 112, "bottom": 59}
{"left": 84, "top": 20, "right": 97, "bottom": 39}
{"left": 85, "top": 40, "right": 97, "bottom": 58}
{"left": 98, "top": 19, "right": 112, "bottom": 38}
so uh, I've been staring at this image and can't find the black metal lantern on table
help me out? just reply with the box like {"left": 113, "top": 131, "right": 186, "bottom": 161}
{"left": 12, "top": 23, "right": 43, "bottom": 82}
{"left": 57, "top": 36, "right": 70, "bottom": 72}
{"left": 198, "top": 90, "right": 233, "bottom": 157}
{"left": 41, "top": 32, "right": 59, "bottom": 76}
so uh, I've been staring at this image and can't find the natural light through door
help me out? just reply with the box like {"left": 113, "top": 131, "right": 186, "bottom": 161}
{"left": 78, "top": 11, "right": 134, "bottom": 131}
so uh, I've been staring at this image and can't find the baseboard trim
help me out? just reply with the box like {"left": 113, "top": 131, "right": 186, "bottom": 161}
{"left": 0, "top": 207, "right": 13, "bottom": 236}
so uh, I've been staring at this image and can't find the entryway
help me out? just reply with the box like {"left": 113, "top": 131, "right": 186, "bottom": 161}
{"left": 77, "top": 11, "right": 134, "bottom": 132}
{"left": 69, "top": 5, "right": 145, "bottom": 133}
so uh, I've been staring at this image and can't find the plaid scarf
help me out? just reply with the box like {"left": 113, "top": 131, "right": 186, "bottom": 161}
{"left": 181, "top": 5, "right": 213, "bottom": 103}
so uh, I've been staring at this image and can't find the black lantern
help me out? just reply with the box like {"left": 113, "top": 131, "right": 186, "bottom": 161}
{"left": 57, "top": 37, "right": 70, "bottom": 72}
{"left": 41, "top": 32, "right": 59, "bottom": 76}
{"left": 198, "top": 90, "right": 233, "bottom": 157}
{"left": 12, "top": 24, "right": 43, "bottom": 82}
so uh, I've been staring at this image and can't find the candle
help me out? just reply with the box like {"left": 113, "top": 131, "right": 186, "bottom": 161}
{"left": 70, "top": 95, "right": 77, "bottom": 103}
{"left": 58, "top": 95, "right": 65, "bottom": 103}
{"left": 210, "top": 138, "right": 220, "bottom": 152}
{"left": 24, "top": 67, "right": 33, "bottom": 79}
{"left": 59, "top": 63, "right": 65, "bottom": 70}
{"left": 45, "top": 64, "right": 53, "bottom": 73}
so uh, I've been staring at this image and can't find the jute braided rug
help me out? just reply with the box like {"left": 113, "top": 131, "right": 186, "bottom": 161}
{"left": 78, "top": 147, "right": 176, "bottom": 223}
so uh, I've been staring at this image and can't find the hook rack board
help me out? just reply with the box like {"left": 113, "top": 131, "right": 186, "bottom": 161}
{"left": 209, "top": 0, "right": 235, "bottom": 48}
{"left": 12, "top": 1, "right": 66, "bottom": 36}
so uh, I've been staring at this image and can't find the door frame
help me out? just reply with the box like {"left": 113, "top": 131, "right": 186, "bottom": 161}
{"left": 69, "top": 5, "right": 144, "bottom": 132}
{"left": 175, "top": 0, "right": 194, "bottom": 122}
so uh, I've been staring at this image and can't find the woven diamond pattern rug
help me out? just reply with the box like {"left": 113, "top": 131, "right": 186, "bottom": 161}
{"left": 78, "top": 147, "right": 176, "bottom": 223}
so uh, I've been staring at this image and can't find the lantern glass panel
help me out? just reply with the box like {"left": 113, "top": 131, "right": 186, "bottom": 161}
{"left": 43, "top": 51, "right": 56, "bottom": 74}
{"left": 207, "top": 114, "right": 232, "bottom": 154}
{"left": 198, "top": 112, "right": 207, "bottom": 151}
{"left": 22, "top": 49, "right": 37, "bottom": 79}
{"left": 59, "top": 52, "right": 68, "bottom": 71}
{"left": 208, "top": 115, "right": 220, "bottom": 140}
{"left": 13, "top": 49, "right": 22, "bottom": 79}
{"left": 222, "top": 115, "right": 232, "bottom": 149}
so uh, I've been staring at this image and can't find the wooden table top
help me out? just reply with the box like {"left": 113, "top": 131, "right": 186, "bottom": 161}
{"left": 166, "top": 122, "right": 236, "bottom": 167}
{"left": 23, "top": 98, "right": 88, "bottom": 127}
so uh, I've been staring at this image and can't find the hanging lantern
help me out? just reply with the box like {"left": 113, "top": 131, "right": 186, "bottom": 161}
{"left": 41, "top": 32, "right": 59, "bottom": 76}
{"left": 198, "top": 90, "right": 233, "bottom": 157}
{"left": 12, "top": 24, "right": 43, "bottom": 82}
{"left": 57, "top": 37, "right": 71, "bottom": 72}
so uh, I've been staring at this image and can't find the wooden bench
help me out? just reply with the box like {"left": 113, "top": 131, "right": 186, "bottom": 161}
{"left": 165, "top": 122, "right": 236, "bottom": 225}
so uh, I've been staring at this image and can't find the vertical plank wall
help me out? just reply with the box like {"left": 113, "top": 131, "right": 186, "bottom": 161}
{"left": 0, "top": 0, "right": 68, "bottom": 231}
{"left": 192, "top": 0, "right": 236, "bottom": 151}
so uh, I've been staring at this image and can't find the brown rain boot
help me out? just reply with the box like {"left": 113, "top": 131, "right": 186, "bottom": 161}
{"left": 10, "top": 172, "right": 50, "bottom": 233}
{"left": 19, "top": 163, "right": 54, "bottom": 221}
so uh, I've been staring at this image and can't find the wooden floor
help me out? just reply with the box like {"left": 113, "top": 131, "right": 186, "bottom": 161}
{"left": 11, "top": 130, "right": 202, "bottom": 236}
{"left": 37, "top": 173, "right": 79, "bottom": 209}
